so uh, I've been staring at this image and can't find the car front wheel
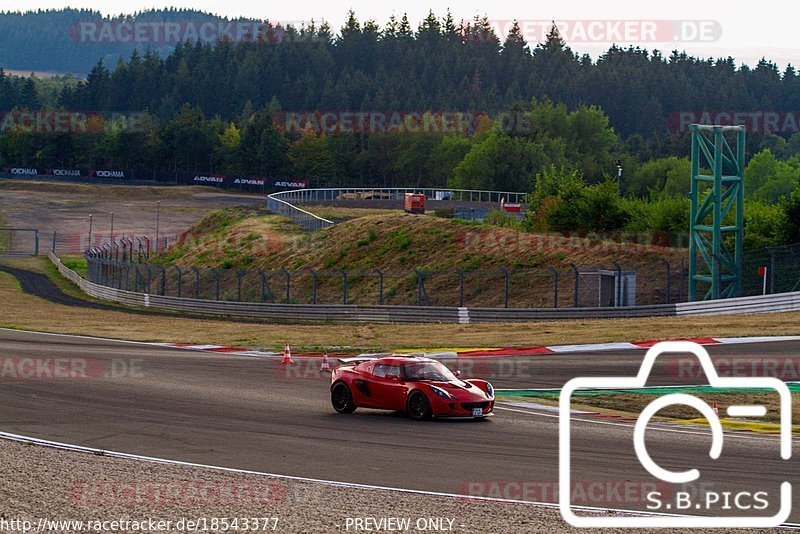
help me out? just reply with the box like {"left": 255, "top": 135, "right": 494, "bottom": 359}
{"left": 331, "top": 382, "right": 357, "bottom": 414}
{"left": 406, "top": 391, "right": 433, "bottom": 421}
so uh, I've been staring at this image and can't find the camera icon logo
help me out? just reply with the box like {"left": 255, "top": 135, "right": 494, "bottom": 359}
{"left": 559, "top": 341, "right": 792, "bottom": 528}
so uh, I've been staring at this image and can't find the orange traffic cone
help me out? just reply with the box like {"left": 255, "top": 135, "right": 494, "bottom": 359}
{"left": 320, "top": 351, "right": 332, "bottom": 372}
{"left": 280, "top": 342, "right": 296, "bottom": 365}
{"left": 712, "top": 401, "right": 719, "bottom": 416}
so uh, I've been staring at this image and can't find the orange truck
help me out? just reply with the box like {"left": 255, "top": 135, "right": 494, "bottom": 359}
{"left": 404, "top": 193, "right": 426, "bottom": 214}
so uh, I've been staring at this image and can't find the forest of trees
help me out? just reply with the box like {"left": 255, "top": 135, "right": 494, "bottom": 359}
{"left": 0, "top": 8, "right": 272, "bottom": 74}
{"left": 2, "top": 9, "right": 800, "bottom": 246}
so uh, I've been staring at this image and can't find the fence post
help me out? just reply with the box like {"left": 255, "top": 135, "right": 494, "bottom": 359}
{"left": 176, "top": 267, "right": 182, "bottom": 298}
{"left": 713, "top": 254, "right": 723, "bottom": 299}
{"left": 52, "top": 232, "right": 56, "bottom": 253}
{"left": 259, "top": 270, "right": 267, "bottom": 303}
{"left": 458, "top": 270, "right": 465, "bottom": 307}
{"left": 260, "top": 270, "right": 275, "bottom": 303}
{"left": 769, "top": 249, "right": 776, "bottom": 294}
{"left": 375, "top": 269, "right": 383, "bottom": 305}
{"left": 570, "top": 264, "right": 580, "bottom": 308}
{"left": 309, "top": 270, "right": 317, "bottom": 304}
{"left": 34, "top": 230, "right": 39, "bottom": 256}
{"left": 133, "top": 264, "right": 140, "bottom": 292}
{"left": 283, "top": 269, "right": 291, "bottom": 303}
{"left": 661, "top": 258, "right": 671, "bottom": 304}
{"left": 548, "top": 267, "right": 559, "bottom": 308}
{"left": 679, "top": 258, "right": 686, "bottom": 301}
{"left": 125, "top": 265, "right": 130, "bottom": 291}
{"left": 193, "top": 267, "right": 200, "bottom": 299}
{"left": 160, "top": 267, "right": 166, "bottom": 296}
{"left": 214, "top": 269, "right": 220, "bottom": 300}
{"left": 236, "top": 270, "right": 244, "bottom": 301}
{"left": 422, "top": 272, "right": 430, "bottom": 306}
{"left": 611, "top": 260, "right": 622, "bottom": 307}
{"left": 502, "top": 268, "right": 509, "bottom": 308}
{"left": 341, "top": 269, "right": 348, "bottom": 305}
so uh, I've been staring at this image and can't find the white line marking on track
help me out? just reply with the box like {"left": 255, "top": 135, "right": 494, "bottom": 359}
{"left": 0, "top": 327, "right": 171, "bottom": 347}
{"left": 548, "top": 342, "right": 640, "bottom": 352}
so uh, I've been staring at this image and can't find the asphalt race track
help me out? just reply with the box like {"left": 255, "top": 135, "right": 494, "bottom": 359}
{"left": 0, "top": 328, "right": 797, "bottom": 522}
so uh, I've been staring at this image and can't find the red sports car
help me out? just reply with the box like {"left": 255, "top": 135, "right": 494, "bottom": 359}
{"left": 330, "top": 354, "right": 494, "bottom": 420}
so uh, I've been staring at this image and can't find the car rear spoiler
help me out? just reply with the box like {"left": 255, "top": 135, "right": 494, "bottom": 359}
{"left": 337, "top": 356, "right": 377, "bottom": 365}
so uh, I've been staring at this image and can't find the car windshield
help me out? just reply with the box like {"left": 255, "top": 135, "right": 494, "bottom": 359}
{"left": 402, "top": 361, "right": 457, "bottom": 382}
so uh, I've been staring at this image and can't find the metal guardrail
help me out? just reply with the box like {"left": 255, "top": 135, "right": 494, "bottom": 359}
{"left": 48, "top": 251, "right": 800, "bottom": 324}
{"left": 266, "top": 195, "right": 334, "bottom": 231}
{"left": 265, "top": 187, "right": 527, "bottom": 231}
{"left": 271, "top": 187, "right": 527, "bottom": 205}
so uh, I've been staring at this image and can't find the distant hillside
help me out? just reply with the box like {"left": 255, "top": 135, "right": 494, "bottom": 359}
{"left": 0, "top": 8, "right": 286, "bottom": 75}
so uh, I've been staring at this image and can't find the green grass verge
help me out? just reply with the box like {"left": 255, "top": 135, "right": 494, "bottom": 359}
{"left": 497, "top": 384, "right": 800, "bottom": 397}
{"left": 59, "top": 256, "right": 87, "bottom": 278}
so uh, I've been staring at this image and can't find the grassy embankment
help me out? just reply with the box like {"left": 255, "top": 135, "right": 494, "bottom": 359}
{"left": 153, "top": 207, "right": 686, "bottom": 307}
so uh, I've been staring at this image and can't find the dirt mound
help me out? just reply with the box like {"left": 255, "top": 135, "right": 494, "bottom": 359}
{"left": 155, "top": 210, "right": 686, "bottom": 307}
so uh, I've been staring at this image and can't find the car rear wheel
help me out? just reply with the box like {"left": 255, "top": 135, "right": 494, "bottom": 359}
{"left": 406, "top": 391, "right": 432, "bottom": 421}
{"left": 331, "top": 382, "right": 356, "bottom": 414}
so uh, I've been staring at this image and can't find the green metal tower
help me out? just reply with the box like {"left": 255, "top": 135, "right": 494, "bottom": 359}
{"left": 688, "top": 124, "right": 745, "bottom": 301}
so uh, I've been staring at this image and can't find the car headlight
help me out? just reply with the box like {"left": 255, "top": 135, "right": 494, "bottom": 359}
{"left": 429, "top": 385, "right": 454, "bottom": 399}
{"left": 485, "top": 382, "right": 494, "bottom": 397}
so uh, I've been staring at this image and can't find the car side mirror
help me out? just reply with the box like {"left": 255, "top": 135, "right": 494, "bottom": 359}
{"left": 385, "top": 373, "right": 400, "bottom": 381}
{"left": 453, "top": 370, "right": 461, "bottom": 377}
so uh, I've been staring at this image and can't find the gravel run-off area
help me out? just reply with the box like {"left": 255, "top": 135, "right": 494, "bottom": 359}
{"left": 0, "top": 438, "right": 780, "bottom": 534}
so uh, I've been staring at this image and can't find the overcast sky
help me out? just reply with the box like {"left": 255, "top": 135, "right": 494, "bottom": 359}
{"left": 7, "top": 0, "right": 797, "bottom": 69}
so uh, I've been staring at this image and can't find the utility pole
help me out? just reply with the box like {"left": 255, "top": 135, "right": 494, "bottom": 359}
{"left": 614, "top": 159, "right": 623, "bottom": 195}
{"left": 155, "top": 201, "right": 161, "bottom": 254}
